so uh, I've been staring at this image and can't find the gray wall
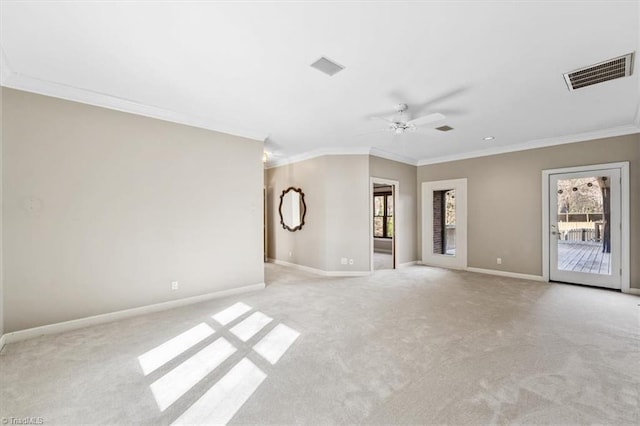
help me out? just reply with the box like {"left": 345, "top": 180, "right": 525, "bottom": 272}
{"left": 266, "top": 155, "right": 370, "bottom": 272}
{"left": 417, "top": 133, "right": 640, "bottom": 289}
{"left": 2, "top": 88, "right": 265, "bottom": 332}
{"left": 370, "top": 156, "right": 418, "bottom": 265}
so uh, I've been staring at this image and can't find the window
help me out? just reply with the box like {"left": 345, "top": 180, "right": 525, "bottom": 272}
{"left": 432, "top": 189, "right": 456, "bottom": 255}
{"left": 374, "top": 192, "right": 393, "bottom": 238}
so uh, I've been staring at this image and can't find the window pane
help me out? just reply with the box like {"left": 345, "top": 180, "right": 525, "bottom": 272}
{"left": 386, "top": 217, "right": 394, "bottom": 237}
{"left": 374, "top": 196, "right": 384, "bottom": 216}
{"left": 386, "top": 194, "right": 393, "bottom": 216}
{"left": 374, "top": 217, "right": 384, "bottom": 237}
{"left": 445, "top": 190, "right": 455, "bottom": 226}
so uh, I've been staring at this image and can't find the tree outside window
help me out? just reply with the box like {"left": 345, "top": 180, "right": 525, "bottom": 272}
{"left": 374, "top": 193, "right": 393, "bottom": 238}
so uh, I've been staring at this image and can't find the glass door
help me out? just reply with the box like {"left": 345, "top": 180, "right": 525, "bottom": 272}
{"left": 549, "top": 168, "right": 621, "bottom": 289}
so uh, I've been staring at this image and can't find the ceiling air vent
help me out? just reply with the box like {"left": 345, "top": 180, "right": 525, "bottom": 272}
{"left": 310, "top": 56, "right": 345, "bottom": 76}
{"left": 436, "top": 125, "right": 453, "bottom": 132}
{"left": 563, "top": 53, "right": 634, "bottom": 91}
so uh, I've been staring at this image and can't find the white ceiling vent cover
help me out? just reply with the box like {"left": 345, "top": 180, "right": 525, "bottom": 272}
{"left": 563, "top": 53, "right": 634, "bottom": 91}
{"left": 310, "top": 57, "right": 345, "bottom": 76}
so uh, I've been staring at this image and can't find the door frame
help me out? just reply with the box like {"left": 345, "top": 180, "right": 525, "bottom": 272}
{"left": 541, "top": 162, "right": 630, "bottom": 293}
{"left": 421, "top": 178, "right": 468, "bottom": 270}
{"left": 370, "top": 177, "right": 399, "bottom": 271}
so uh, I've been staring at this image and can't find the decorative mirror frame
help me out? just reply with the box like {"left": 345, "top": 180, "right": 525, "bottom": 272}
{"left": 279, "top": 187, "right": 307, "bottom": 232}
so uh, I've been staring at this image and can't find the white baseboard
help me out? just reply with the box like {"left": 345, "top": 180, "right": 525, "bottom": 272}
{"left": 1, "top": 282, "right": 265, "bottom": 345}
{"left": 398, "top": 261, "right": 418, "bottom": 268}
{"left": 268, "top": 258, "right": 370, "bottom": 277}
{"left": 466, "top": 267, "right": 544, "bottom": 282}
{"left": 324, "top": 270, "right": 371, "bottom": 277}
{"left": 623, "top": 287, "right": 640, "bottom": 295}
{"left": 416, "top": 261, "right": 468, "bottom": 271}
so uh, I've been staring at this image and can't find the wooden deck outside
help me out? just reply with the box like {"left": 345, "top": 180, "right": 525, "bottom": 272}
{"left": 557, "top": 241, "right": 611, "bottom": 275}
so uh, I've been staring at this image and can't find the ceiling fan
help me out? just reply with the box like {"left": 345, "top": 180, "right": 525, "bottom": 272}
{"left": 370, "top": 103, "right": 446, "bottom": 135}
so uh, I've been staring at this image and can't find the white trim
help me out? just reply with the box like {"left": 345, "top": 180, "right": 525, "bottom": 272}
{"left": 369, "top": 149, "right": 418, "bottom": 166}
{"left": 415, "top": 261, "right": 467, "bottom": 271}
{"left": 370, "top": 177, "right": 400, "bottom": 272}
{"left": 267, "top": 258, "right": 370, "bottom": 277}
{"left": 620, "top": 163, "right": 631, "bottom": 294}
{"left": 625, "top": 288, "right": 640, "bottom": 296}
{"left": 398, "top": 261, "right": 418, "bottom": 268}
{"left": 635, "top": 7, "right": 640, "bottom": 128}
{"left": 542, "top": 162, "right": 630, "bottom": 293}
{"left": 266, "top": 147, "right": 371, "bottom": 169}
{"left": 417, "top": 125, "right": 639, "bottom": 166}
{"left": 1, "top": 45, "right": 15, "bottom": 83}
{"left": 265, "top": 147, "right": 418, "bottom": 170}
{"left": 0, "top": 334, "right": 6, "bottom": 352}
{"left": 1, "top": 283, "right": 265, "bottom": 345}
{"left": 542, "top": 170, "right": 551, "bottom": 282}
{"left": 421, "top": 178, "right": 468, "bottom": 270}
{"left": 324, "top": 270, "right": 371, "bottom": 277}
{"left": 1, "top": 71, "right": 267, "bottom": 142}
{"left": 466, "top": 267, "right": 544, "bottom": 282}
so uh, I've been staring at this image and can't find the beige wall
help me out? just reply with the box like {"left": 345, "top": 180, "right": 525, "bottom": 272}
{"left": 324, "top": 156, "right": 370, "bottom": 271}
{"left": 266, "top": 156, "right": 327, "bottom": 270}
{"left": 0, "top": 88, "right": 4, "bottom": 335}
{"left": 417, "top": 134, "right": 640, "bottom": 289}
{"left": 2, "top": 88, "right": 265, "bottom": 332}
{"left": 266, "top": 155, "right": 370, "bottom": 272}
{"left": 370, "top": 155, "right": 418, "bottom": 265}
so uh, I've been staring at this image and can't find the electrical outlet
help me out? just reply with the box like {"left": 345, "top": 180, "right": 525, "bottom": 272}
{"left": 171, "top": 281, "right": 179, "bottom": 290}
{"left": 289, "top": 251, "right": 292, "bottom": 257}
{"left": 349, "top": 259, "right": 354, "bottom": 265}
{"left": 497, "top": 258, "right": 502, "bottom": 265}
{"left": 341, "top": 258, "right": 348, "bottom": 265}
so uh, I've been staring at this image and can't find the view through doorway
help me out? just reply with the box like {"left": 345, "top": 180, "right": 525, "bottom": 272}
{"left": 543, "top": 162, "right": 630, "bottom": 292}
{"left": 371, "top": 178, "right": 398, "bottom": 271}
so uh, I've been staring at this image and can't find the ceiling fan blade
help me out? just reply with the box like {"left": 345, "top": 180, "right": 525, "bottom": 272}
{"left": 407, "top": 112, "right": 446, "bottom": 127}
{"left": 369, "top": 116, "right": 395, "bottom": 124}
{"left": 354, "top": 128, "right": 391, "bottom": 137}
{"left": 411, "top": 86, "right": 469, "bottom": 114}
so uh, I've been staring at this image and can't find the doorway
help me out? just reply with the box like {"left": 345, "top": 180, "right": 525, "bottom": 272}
{"left": 371, "top": 178, "right": 398, "bottom": 271}
{"left": 543, "top": 162, "right": 630, "bottom": 291}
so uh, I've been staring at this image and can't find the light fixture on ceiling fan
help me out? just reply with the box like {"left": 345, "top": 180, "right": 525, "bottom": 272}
{"left": 370, "top": 103, "right": 446, "bottom": 135}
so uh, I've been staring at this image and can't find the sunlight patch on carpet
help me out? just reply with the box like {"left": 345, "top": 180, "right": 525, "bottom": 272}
{"left": 151, "top": 337, "right": 236, "bottom": 411}
{"left": 212, "top": 302, "right": 252, "bottom": 326}
{"left": 253, "top": 324, "right": 300, "bottom": 364}
{"left": 138, "top": 323, "right": 214, "bottom": 375}
{"left": 171, "top": 358, "right": 266, "bottom": 425}
{"left": 230, "top": 312, "right": 273, "bottom": 342}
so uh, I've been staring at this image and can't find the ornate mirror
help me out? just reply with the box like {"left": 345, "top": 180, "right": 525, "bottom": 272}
{"left": 279, "top": 187, "right": 306, "bottom": 232}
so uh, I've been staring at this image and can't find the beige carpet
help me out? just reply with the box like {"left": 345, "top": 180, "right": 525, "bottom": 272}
{"left": 1, "top": 264, "right": 638, "bottom": 425}
{"left": 373, "top": 252, "right": 393, "bottom": 270}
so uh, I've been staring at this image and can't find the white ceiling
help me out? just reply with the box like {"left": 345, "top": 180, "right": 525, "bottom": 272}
{"left": 2, "top": 1, "right": 639, "bottom": 166}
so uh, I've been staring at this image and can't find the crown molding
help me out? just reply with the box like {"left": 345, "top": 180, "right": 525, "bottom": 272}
{"left": 416, "top": 124, "right": 640, "bottom": 166}
{"left": 369, "top": 148, "right": 418, "bottom": 166}
{"left": 265, "top": 146, "right": 372, "bottom": 169}
{"left": 1, "top": 46, "right": 15, "bottom": 83}
{"left": 1, "top": 69, "right": 268, "bottom": 142}
{"left": 265, "top": 146, "right": 419, "bottom": 170}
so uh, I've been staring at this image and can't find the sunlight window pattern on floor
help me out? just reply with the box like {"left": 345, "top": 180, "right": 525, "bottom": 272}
{"left": 137, "top": 303, "right": 300, "bottom": 425}
{"left": 138, "top": 323, "right": 214, "bottom": 375}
